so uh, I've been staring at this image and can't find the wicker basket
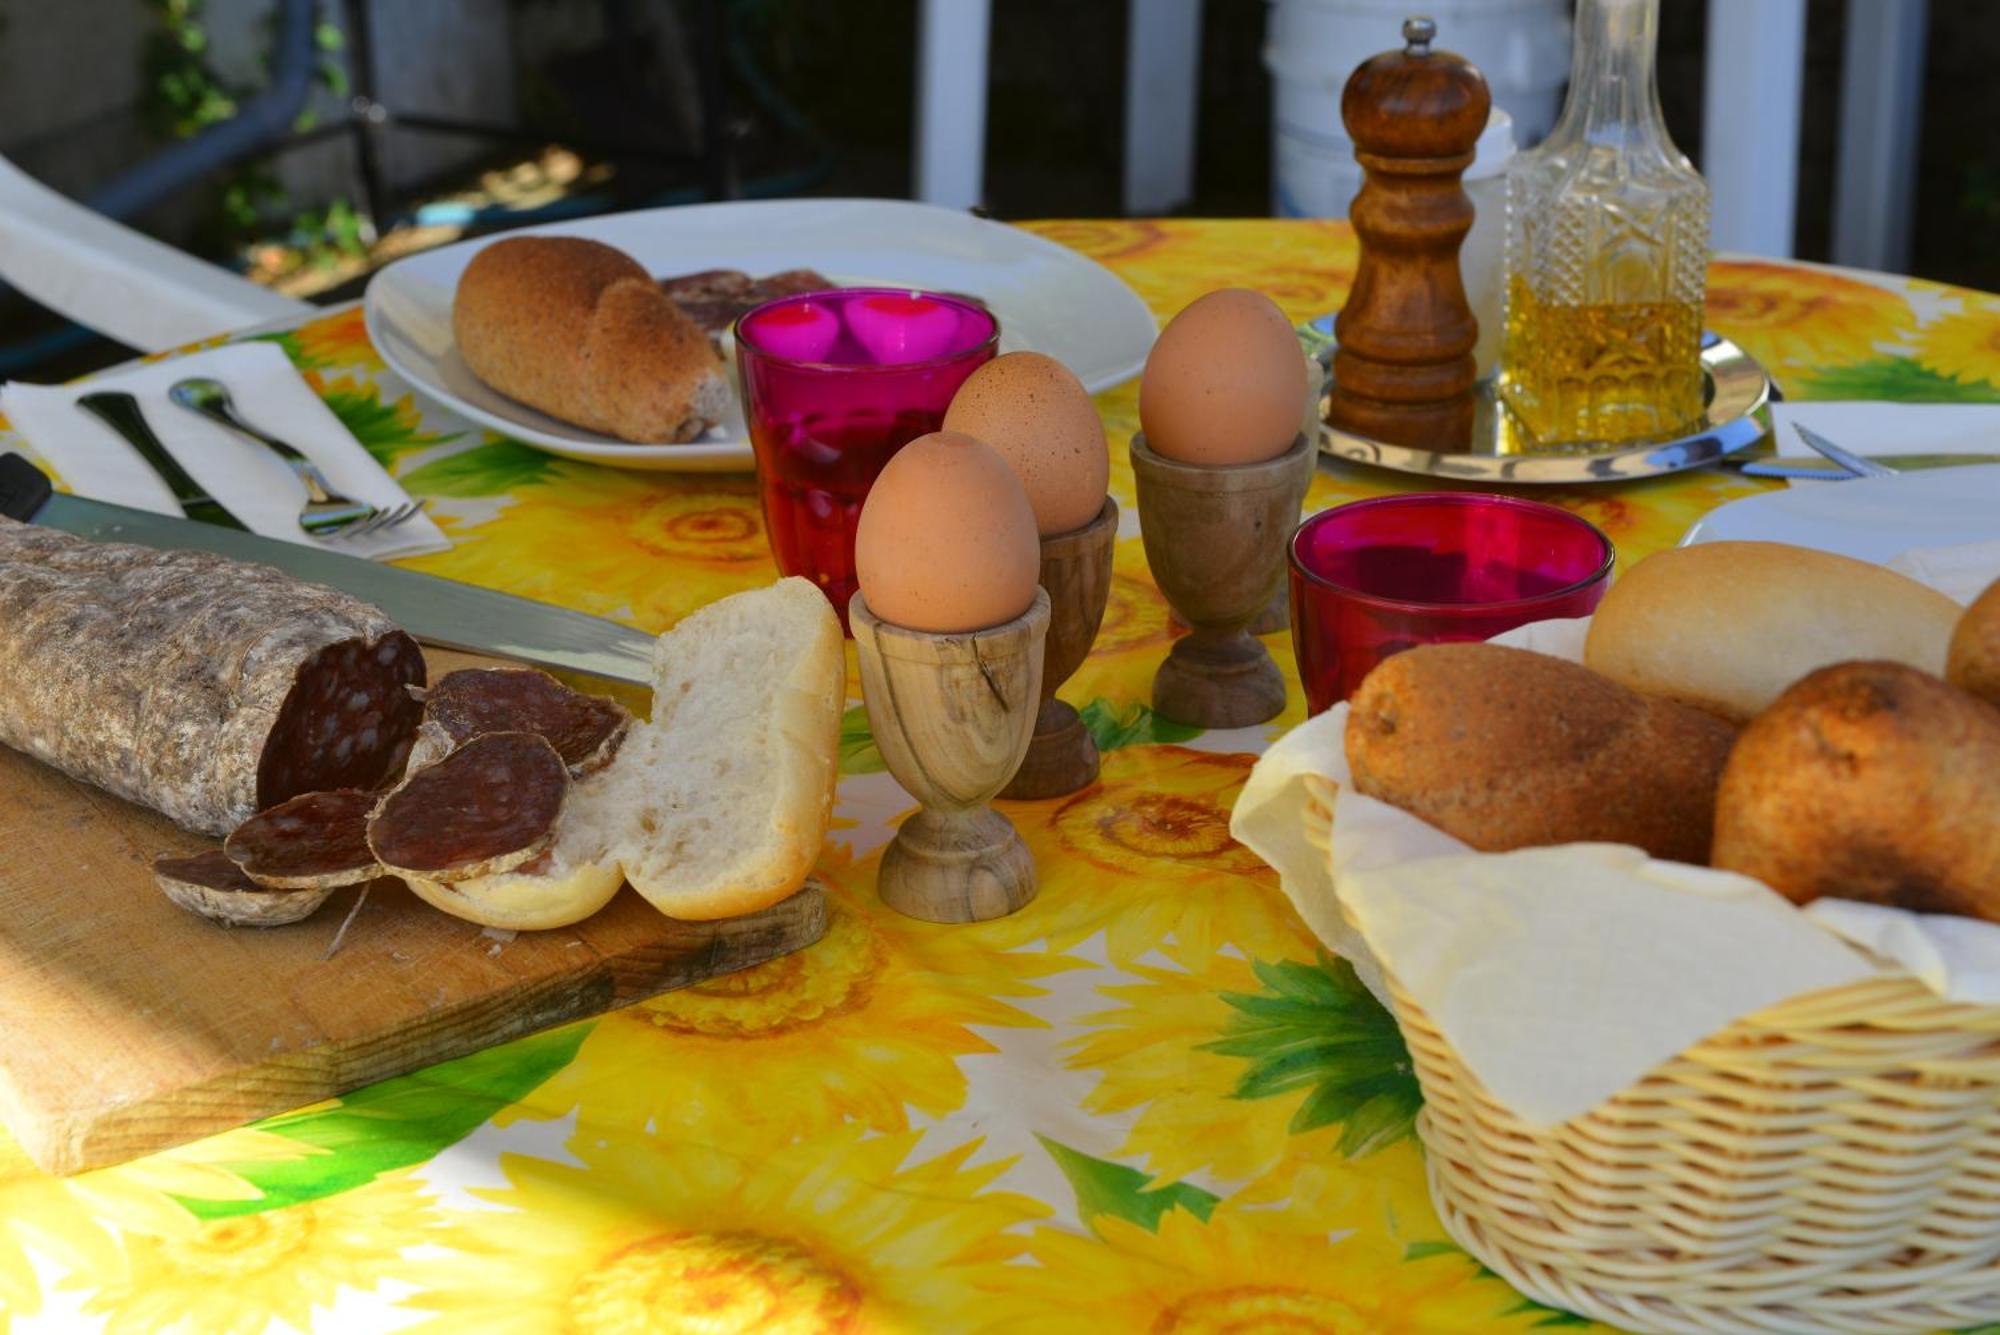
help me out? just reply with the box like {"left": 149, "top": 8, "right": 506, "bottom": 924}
{"left": 1299, "top": 775, "right": 2000, "bottom": 1334}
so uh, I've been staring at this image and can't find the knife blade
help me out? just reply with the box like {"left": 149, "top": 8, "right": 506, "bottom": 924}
{"left": 76, "top": 390, "right": 251, "bottom": 531}
{"left": 0, "top": 453, "right": 654, "bottom": 686}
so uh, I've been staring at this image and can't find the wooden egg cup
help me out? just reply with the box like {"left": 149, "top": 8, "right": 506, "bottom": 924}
{"left": 998, "top": 497, "right": 1118, "bottom": 801}
{"left": 850, "top": 589, "right": 1051, "bottom": 923}
{"left": 1131, "top": 432, "right": 1315, "bottom": 729}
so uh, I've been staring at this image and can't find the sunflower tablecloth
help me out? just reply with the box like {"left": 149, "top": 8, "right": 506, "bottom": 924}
{"left": 3, "top": 219, "right": 1999, "bottom": 1335}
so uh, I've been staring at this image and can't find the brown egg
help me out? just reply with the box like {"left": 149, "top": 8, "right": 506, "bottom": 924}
{"left": 855, "top": 431, "right": 1041, "bottom": 633}
{"left": 943, "top": 351, "right": 1109, "bottom": 536}
{"left": 1139, "top": 288, "right": 1310, "bottom": 465}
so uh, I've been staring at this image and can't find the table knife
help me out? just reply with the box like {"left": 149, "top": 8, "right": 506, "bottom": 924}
{"left": 0, "top": 453, "right": 653, "bottom": 686}
{"left": 75, "top": 390, "right": 251, "bottom": 531}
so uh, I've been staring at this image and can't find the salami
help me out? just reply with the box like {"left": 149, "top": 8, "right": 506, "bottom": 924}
{"left": 415, "top": 667, "right": 632, "bottom": 776}
{"left": 152, "top": 849, "right": 335, "bottom": 927}
{"left": 223, "top": 789, "right": 381, "bottom": 890}
{"left": 368, "top": 732, "right": 568, "bottom": 879}
{"left": 0, "top": 519, "right": 425, "bottom": 835}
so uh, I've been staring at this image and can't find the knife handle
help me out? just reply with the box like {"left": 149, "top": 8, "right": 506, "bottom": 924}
{"left": 0, "top": 453, "right": 52, "bottom": 522}
{"left": 77, "top": 391, "right": 249, "bottom": 531}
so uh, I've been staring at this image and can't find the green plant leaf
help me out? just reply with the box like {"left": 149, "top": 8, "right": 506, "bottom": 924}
{"left": 399, "top": 440, "right": 558, "bottom": 497}
{"left": 1037, "top": 1135, "right": 1220, "bottom": 1235}
{"left": 1403, "top": 1240, "right": 1464, "bottom": 1262}
{"left": 1199, "top": 953, "right": 1421, "bottom": 1158}
{"left": 176, "top": 1021, "right": 589, "bottom": 1219}
{"left": 1078, "top": 698, "right": 1202, "bottom": 753}
{"left": 838, "top": 704, "right": 885, "bottom": 775}
{"left": 317, "top": 385, "right": 460, "bottom": 468}
{"left": 1793, "top": 356, "right": 2000, "bottom": 403}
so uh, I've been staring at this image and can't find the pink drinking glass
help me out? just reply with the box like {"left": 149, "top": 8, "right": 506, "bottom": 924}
{"left": 735, "top": 288, "right": 1000, "bottom": 631}
{"left": 1288, "top": 493, "right": 1615, "bottom": 714}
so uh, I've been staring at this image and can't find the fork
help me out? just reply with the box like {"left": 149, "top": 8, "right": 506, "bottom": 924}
{"left": 167, "top": 377, "right": 426, "bottom": 541}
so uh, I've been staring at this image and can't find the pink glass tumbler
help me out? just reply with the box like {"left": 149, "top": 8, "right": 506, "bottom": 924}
{"left": 735, "top": 288, "right": 1000, "bottom": 630}
{"left": 1288, "top": 493, "right": 1615, "bottom": 714}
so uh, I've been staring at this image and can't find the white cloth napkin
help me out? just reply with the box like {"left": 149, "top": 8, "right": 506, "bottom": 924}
{"left": 1232, "top": 545, "right": 2000, "bottom": 1126}
{"left": 1, "top": 341, "right": 447, "bottom": 559}
{"left": 1770, "top": 400, "right": 2000, "bottom": 484}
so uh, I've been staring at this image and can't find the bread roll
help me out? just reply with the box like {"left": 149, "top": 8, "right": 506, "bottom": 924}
{"left": 1345, "top": 643, "right": 1738, "bottom": 863}
{"left": 1584, "top": 541, "right": 1960, "bottom": 722}
{"left": 452, "top": 236, "right": 728, "bottom": 444}
{"left": 1947, "top": 575, "right": 2000, "bottom": 708}
{"left": 1712, "top": 661, "right": 2000, "bottom": 917}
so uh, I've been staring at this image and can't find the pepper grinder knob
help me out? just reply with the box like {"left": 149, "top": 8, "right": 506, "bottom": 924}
{"left": 1403, "top": 16, "right": 1436, "bottom": 52}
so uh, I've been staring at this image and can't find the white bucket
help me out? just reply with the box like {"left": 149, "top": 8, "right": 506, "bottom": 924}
{"left": 1265, "top": 0, "right": 1570, "bottom": 220}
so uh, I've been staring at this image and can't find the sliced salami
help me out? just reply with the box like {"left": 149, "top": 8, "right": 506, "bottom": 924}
{"left": 368, "top": 732, "right": 568, "bottom": 880}
{"left": 418, "top": 667, "right": 632, "bottom": 776}
{"left": 0, "top": 520, "right": 426, "bottom": 835}
{"left": 223, "top": 789, "right": 381, "bottom": 890}
{"left": 153, "top": 849, "right": 335, "bottom": 927}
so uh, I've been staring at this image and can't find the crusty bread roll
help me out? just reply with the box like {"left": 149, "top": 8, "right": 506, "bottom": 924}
{"left": 1345, "top": 643, "right": 1738, "bottom": 864}
{"left": 1947, "top": 576, "right": 2000, "bottom": 708}
{"left": 452, "top": 235, "right": 729, "bottom": 444}
{"left": 1583, "top": 541, "right": 1960, "bottom": 722}
{"left": 569, "top": 576, "right": 844, "bottom": 921}
{"left": 1712, "top": 661, "right": 2000, "bottom": 917}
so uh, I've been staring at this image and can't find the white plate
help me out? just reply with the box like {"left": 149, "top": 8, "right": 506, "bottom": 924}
{"left": 363, "top": 198, "right": 1157, "bottom": 472}
{"left": 1681, "top": 465, "right": 2000, "bottom": 563}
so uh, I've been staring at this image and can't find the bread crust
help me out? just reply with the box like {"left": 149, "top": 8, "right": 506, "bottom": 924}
{"left": 1584, "top": 541, "right": 1960, "bottom": 722}
{"left": 1712, "top": 660, "right": 2000, "bottom": 916}
{"left": 1947, "top": 576, "right": 2000, "bottom": 709}
{"left": 453, "top": 236, "right": 727, "bottom": 444}
{"left": 1345, "top": 643, "right": 1738, "bottom": 864}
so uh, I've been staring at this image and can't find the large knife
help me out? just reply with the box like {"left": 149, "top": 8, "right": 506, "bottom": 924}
{"left": 0, "top": 453, "right": 654, "bottom": 686}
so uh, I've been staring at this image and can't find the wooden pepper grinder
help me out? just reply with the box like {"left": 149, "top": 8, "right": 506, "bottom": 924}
{"left": 1325, "top": 17, "right": 1491, "bottom": 451}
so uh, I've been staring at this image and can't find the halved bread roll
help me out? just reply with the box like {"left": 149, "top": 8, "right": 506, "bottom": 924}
{"left": 403, "top": 578, "right": 844, "bottom": 928}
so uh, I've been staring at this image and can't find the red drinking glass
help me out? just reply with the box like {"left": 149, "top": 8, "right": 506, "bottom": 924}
{"left": 735, "top": 288, "right": 1000, "bottom": 630}
{"left": 1288, "top": 493, "right": 1615, "bottom": 714}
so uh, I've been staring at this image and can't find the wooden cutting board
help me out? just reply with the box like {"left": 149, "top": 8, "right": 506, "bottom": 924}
{"left": 0, "top": 649, "right": 827, "bottom": 1175}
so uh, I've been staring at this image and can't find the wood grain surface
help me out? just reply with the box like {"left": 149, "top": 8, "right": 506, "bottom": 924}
{"left": 0, "top": 648, "right": 826, "bottom": 1175}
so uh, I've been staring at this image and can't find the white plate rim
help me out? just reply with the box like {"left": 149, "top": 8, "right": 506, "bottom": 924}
{"left": 362, "top": 198, "right": 1157, "bottom": 473}
{"left": 1680, "top": 464, "right": 2000, "bottom": 561}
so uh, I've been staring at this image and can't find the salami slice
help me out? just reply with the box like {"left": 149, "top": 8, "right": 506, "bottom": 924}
{"left": 368, "top": 732, "right": 568, "bottom": 879}
{"left": 223, "top": 789, "right": 381, "bottom": 890}
{"left": 418, "top": 668, "right": 632, "bottom": 776}
{"left": 153, "top": 849, "right": 336, "bottom": 927}
{"left": 0, "top": 520, "right": 426, "bottom": 835}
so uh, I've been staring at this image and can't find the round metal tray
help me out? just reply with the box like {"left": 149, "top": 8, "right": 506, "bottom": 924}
{"left": 1302, "top": 324, "right": 1773, "bottom": 485}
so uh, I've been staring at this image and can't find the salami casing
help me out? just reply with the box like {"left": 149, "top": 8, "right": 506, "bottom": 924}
{"left": 0, "top": 519, "right": 425, "bottom": 834}
{"left": 223, "top": 789, "right": 381, "bottom": 890}
{"left": 152, "top": 849, "right": 335, "bottom": 927}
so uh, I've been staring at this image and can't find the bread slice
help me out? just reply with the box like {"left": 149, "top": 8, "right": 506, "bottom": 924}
{"left": 569, "top": 577, "right": 844, "bottom": 920}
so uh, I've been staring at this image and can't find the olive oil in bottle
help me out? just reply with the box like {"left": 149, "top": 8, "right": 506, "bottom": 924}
{"left": 1499, "top": 0, "right": 1709, "bottom": 447}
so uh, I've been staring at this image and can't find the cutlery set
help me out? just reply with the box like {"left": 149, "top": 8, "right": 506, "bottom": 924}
{"left": 76, "top": 379, "right": 424, "bottom": 542}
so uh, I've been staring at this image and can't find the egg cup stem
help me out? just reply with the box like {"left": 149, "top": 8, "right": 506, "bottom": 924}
{"left": 850, "top": 589, "right": 1051, "bottom": 923}
{"left": 999, "top": 496, "right": 1119, "bottom": 801}
{"left": 1132, "top": 432, "right": 1315, "bottom": 729}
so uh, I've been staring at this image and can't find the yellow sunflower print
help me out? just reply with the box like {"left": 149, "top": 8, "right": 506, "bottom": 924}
{"left": 404, "top": 1122, "right": 1048, "bottom": 1335}
{"left": 1062, "top": 540, "right": 1177, "bottom": 707}
{"left": 1011, "top": 1187, "right": 1571, "bottom": 1334}
{"left": 1704, "top": 259, "right": 1913, "bottom": 379}
{"left": 402, "top": 464, "right": 775, "bottom": 631}
{"left": 1914, "top": 294, "right": 2000, "bottom": 391}
{"left": 285, "top": 305, "right": 384, "bottom": 373}
{"left": 994, "top": 745, "right": 1318, "bottom": 969}
{"left": 500, "top": 849, "right": 1077, "bottom": 1139}
{"left": 68, "top": 1169, "right": 438, "bottom": 1335}
{"left": 1065, "top": 955, "right": 1338, "bottom": 1189}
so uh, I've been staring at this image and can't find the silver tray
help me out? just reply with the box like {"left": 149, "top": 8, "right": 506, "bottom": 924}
{"left": 1300, "top": 319, "right": 1773, "bottom": 485}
